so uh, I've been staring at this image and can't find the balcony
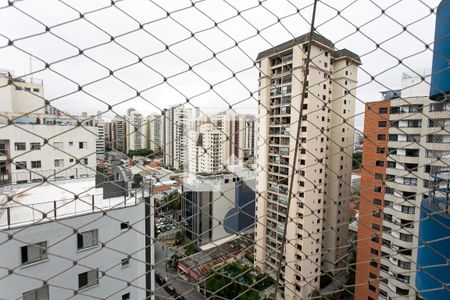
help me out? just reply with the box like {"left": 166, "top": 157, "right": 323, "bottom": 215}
{"left": 0, "top": 149, "right": 7, "bottom": 161}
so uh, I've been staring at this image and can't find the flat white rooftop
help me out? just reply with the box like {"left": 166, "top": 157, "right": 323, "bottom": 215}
{"left": 0, "top": 177, "right": 137, "bottom": 229}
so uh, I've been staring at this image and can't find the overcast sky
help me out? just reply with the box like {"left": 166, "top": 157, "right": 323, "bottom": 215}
{"left": 0, "top": 0, "right": 441, "bottom": 129}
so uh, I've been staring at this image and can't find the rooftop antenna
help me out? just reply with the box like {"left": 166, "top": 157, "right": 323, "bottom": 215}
{"left": 29, "top": 55, "right": 33, "bottom": 81}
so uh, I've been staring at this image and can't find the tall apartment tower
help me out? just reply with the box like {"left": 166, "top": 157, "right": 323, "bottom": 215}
{"left": 254, "top": 33, "right": 360, "bottom": 299}
{"left": 96, "top": 119, "right": 106, "bottom": 161}
{"left": 243, "top": 114, "right": 257, "bottom": 161}
{"left": 111, "top": 115, "right": 127, "bottom": 152}
{"left": 195, "top": 122, "right": 225, "bottom": 173}
{"left": 211, "top": 111, "right": 246, "bottom": 165}
{"left": 355, "top": 93, "right": 450, "bottom": 299}
{"left": 125, "top": 108, "right": 146, "bottom": 153}
{"left": 162, "top": 105, "right": 194, "bottom": 170}
{"left": 147, "top": 113, "right": 162, "bottom": 152}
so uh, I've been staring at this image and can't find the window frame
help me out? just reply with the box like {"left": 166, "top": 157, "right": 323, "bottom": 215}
{"left": 77, "top": 229, "right": 99, "bottom": 250}
{"left": 78, "top": 269, "right": 99, "bottom": 290}
{"left": 21, "top": 241, "right": 47, "bottom": 265}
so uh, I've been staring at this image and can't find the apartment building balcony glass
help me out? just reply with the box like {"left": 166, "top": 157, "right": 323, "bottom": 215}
{"left": 428, "top": 118, "right": 450, "bottom": 127}
{"left": 427, "top": 134, "right": 450, "bottom": 143}
{"left": 390, "top": 120, "right": 422, "bottom": 128}
{"left": 429, "top": 101, "right": 450, "bottom": 112}
{"left": 426, "top": 150, "right": 450, "bottom": 159}
{"left": 390, "top": 104, "right": 423, "bottom": 114}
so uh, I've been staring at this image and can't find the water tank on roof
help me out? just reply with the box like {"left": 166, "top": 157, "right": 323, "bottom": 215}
{"left": 429, "top": 1, "right": 450, "bottom": 101}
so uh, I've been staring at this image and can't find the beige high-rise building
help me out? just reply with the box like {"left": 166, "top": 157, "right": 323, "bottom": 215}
{"left": 211, "top": 110, "right": 246, "bottom": 165}
{"left": 254, "top": 33, "right": 360, "bottom": 299}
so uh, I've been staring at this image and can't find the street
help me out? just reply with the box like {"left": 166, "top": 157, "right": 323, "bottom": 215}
{"left": 154, "top": 242, "right": 204, "bottom": 300}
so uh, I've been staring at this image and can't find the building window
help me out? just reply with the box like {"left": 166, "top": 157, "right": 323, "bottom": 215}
{"left": 377, "top": 134, "right": 386, "bottom": 141}
{"left": 79, "top": 141, "right": 87, "bottom": 149}
{"left": 14, "top": 142, "right": 26, "bottom": 151}
{"left": 83, "top": 158, "right": 88, "bottom": 165}
{"left": 378, "top": 121, "right": 387, "bottom": 127}
{"left": 31, "top": 161, "right": 42, "bottom": 169}
{"left": 30, "top": 143, "right": 41, "bottom": 150}
{"left": 374, "top": 173, "right": 383, "bottom": 180}
{"left": 376, "top": 147, "right": 385, "bottom": 153}
{"left": 78, "top": 269, "right": 99, "bottom": 290}
{"left": 398, "top": 261, "right": 411, "bottom": 270}
{"left": 23, "top": 285, "right": 49, "bottom": 300}
{"left": 122, "top": 293, "right": 131, "bottom": 300}
{"left": 379, "top": 107, "right": 388, "bottom": 114}
{"left": 54, "top": 159, "right": 64, "bottom": 168}
{"left": 77, "top": 229, "right": 98, "bottom": 250}
{"left": 375, "top": 161, "right": 384, "bottom": 167}
{"left": 402, "top": 206, "right": 415, "bottom": 214}
{"left": 120, "top": 222, "right": 130, "bottom": 231}
{"left": 16, "top": 161, "right": 27, "bottom": 170}
{"left": 121, "top": 258, "right": 130, "bottom": 267}
{"left": 21, "top": 241, "right": 47, "bottom": 265}
{"left": 53, "top": 142, "right": 63, "bottom": 150}
{"left": 373, "top": 198, "right": 382, "bottom": 205}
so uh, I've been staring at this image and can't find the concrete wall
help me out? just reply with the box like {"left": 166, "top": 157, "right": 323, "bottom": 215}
{"left": 0, "top": 202, "right": 147, "bottom": 299}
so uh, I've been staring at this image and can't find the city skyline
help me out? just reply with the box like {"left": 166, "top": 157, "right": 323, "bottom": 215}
{"left": 0, "top": 1, "right": 448, "bottom": 300}
{"left": 0, "top": 0, "right": 441, "bottom": 131}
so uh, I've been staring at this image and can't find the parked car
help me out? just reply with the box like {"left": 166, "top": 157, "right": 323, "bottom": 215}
{"left": 164, "top": 285, "right": 176, "bottom": 296}
{"left": 174, "top": 293, "right": 185, "bottom": 300}
{"left": 155, "top": 273, "right": 166, "bottom": 286}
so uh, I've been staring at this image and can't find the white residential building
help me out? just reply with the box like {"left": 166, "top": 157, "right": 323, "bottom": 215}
{"left": 254, "top": 33, "right": 360, "bottom": 299}
{"left": 162, "top": 105, "right": 194, "bottom": 170}
{"left": 125, "top": 108, "right": 146, "bottom": 153}
{"left": 96, "top": 119, "right": 106, "bottom": 161}
{"left": 355, "top": 94, "right": 450, "bottom": 299}
{"left": 0, "top": 112, "right": 98, "bottom": 185}
{"left": 194, "top": 122, "right": 226, "bottom": 173}
{"left": 182, "top": 168, "right": 255, "bottom": 246}
{"left": 0, "top": 177, "right": 154, "bottom": 300}
{"left": 0, "top": 70, "right": 45, "bottom": 115}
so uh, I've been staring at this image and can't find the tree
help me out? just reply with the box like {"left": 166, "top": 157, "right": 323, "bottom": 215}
{"left": 175, "top": 231, "right": 185, "bottom": 245}
{"left": 167, "top": 254, "right": 181, "bottom": 271}
{"left": 132, "top": 174, "right": 143, "bottom": 188}
{"left": 128, "top": 148, "right": 153, "bottom": 158}
{"left": 184, "top": 243, "right": 200, "bottom": 256}
{"left": 204, "top": 262, "right": 260, "bottom": 300}
{"left": 166, "top": 191, "right": 181, "bottom": 211}
{"left": 352, "top": 152, "right": 362, "bottom": 169}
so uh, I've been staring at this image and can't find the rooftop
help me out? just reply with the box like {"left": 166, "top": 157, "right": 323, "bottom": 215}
{"left": 178, "top": 234, "right": 253, "bottom": 280}
{"left": 0, "top": 177, "right": 139, "bottom": 229}
{"left": 256, "top": 32, "right": 361, "bottom": 64}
